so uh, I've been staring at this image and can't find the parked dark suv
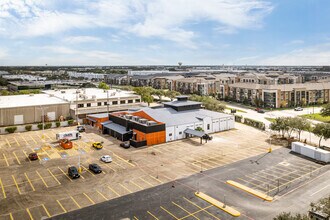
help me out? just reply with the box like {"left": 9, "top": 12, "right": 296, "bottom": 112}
{"left": 120, "top": 141, "right": 130, "bottom": 149}
{"left": 68, "top": 166, "right": 80, "bottom": 179}
{"left": 89, "top": 164, "right": 102, "bottom": 174}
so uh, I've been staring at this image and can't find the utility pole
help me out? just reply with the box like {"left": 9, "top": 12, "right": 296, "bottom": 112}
{"left": 76, "top": 91, "right": 79, "bottom": 125}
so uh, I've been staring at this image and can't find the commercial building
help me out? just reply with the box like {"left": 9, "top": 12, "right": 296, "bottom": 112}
{"left": 101, "top": 96, "right": 234, "bottom": 147}
{"left": 0, "top": 94, "right": 70, "bottom": 127}
{"left": 44, "top": 88, "right": 143, "bottom": 123}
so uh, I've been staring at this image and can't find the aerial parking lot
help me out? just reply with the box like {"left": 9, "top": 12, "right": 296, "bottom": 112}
{"left": 0, "top": 123, "right": 327, "bottom": 220}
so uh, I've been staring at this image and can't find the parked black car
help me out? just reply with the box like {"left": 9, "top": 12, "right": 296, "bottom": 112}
{"left": 68, "top": 166, "right": 80, "bottom": 179}
{"left": 77, "top": 125, "right": 85, "bottom": 132}
{"left": 89, "top": 163, "right": 102, "bottom": 174}
{"left": 120, "top": 141, "right": 130, "bottom": 149}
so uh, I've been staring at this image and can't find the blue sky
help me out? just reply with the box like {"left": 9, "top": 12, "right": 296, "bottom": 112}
{"left": 0, "top": 0, "right": 329, "bottom": 66}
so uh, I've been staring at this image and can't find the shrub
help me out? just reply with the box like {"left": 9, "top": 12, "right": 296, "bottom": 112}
{"left": 25, "top": 125, "right": 32, "bottom": 131}
{"left": 68, "top": 119, "right": 74, "bottom": 125}
{"left": 235, "top": 115, "right": 243, "bottom": 123}
{"left": 66, "top": 116, "right": 73, "bottom": 120}
{"left": 37, "top": 123, "right": 43, "bottom": 130}
{"left": 56, "top": 121, "right": 61, "bottom": 127}
{"left": 244, "top": 118, "right": 265, "bottom": 130}
{"left": 44, "top": 122, "right": 52, "bottom": 129}
{"left": 5, "top": 126, "right": 17, "bottom": 133}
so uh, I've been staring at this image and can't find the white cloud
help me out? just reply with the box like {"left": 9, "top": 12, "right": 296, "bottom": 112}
{"left": 0, "top": 0, "right": 273, "bottom": 48}
{"left": 287, "top": 39, "right": 304, "bottom": 45}
{"left": 0, "top": 48, "right": 8, "bottom": 59}
{"left": 261, "top": 43, "right": 330, "bottom": 65}
{"left": 63, "top": 36, "right": 102, "bottom": 44}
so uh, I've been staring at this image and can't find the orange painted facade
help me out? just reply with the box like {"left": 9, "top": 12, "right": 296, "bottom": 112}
{"left": 133, "top": 129, "right": 166, "bottom": 146}
{"left": 88, "top": 116, "right": 109, "bottom": 129}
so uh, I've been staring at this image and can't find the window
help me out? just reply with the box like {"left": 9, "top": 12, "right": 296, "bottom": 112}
{"left": 179, "top": 132, "right": 182, "bottom": 135}
{"left": 112, "top": 101, "right": 118, "bottom": 105}
{"left": 78, "top": 104, "right": 84, "bottom": 108}
{"left": 87, "top": 103, "right": 91, "bottom": 107}
{"left": 98, "top": 102, "right": 102, "bottom": 106}
{"left": 104, "top": 102, "right": 108, "bottom": 106}
{"left": 128, "top": 100, "right": 133, "bottom": 103}
{"left": 120, "top": 100, "right": 125, "bottom": 104}
{"left": 135, "top": 99, "right": 140, "bottom": 103}
{"left": 207, "top": 124, "right": 210, "bottom": 130}
{"left": 169, "top": 133, "right": 172, "bottom": 136}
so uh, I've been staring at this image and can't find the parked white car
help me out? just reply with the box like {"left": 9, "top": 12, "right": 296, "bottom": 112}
{"left": 100, "top": 155, "right": 112, "bottom": 163}
{"left": 294, "top": 107, "right": 303, "bottom": 111}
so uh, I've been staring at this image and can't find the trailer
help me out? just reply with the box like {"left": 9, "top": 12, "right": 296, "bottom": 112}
{"left": 56, "top": 131, "right": 81, "bottom": 141}
{"left": 291, "top": 142, "right": 330, "bottom": 163}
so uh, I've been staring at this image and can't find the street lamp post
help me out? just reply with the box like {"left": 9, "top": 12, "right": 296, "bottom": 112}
{"left": 40, "top": 105, "right": 45, "bottom": 140}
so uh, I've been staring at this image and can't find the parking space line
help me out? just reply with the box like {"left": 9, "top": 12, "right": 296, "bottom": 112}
{"left": 237, "top": 177, "right": 265, "bottom": 191}
{"left": 20, "top": 134, "right": 29, "bottom": 145}
{"left": 6, "top": 138, "right": 12, "bottom": 148}
{"left": 81, "top": 165, "right": 95, "bottom": 176}
{"left": 130, "top": 180, "right": 143, "bottom": 190}
{"left": 96, "top": 190, "right": 108, "bottom": 200}
{"left": 29, "top": 135, "right": 37, "bottom": 144}
{"left": 12, "top": 175, "right": 21, "bottom": 194}
{"left": 58, "top": 167, "right": 73, "bottom": 182}
{"left": 113, "top": 161, "right": 126, "bottom": 170}
{"left": 26, "top": 208, "right": 34, "bottom": 220}
{"left": 139, "top": 177, "right": 154, "bottom": 187}
{"left": 25, "top": 173, "right": 35, "bottom": 191}
{"left": 147, "top": 210, "right": 159, "bottom": 220}
{"left": 0, "top": 178, "right": 6, "bottom": 198}
{"left": 48, "top": 169, "right": 61, "bottom": 185}
{"left": 179, "top": 205, "right": 213, "bottom": 220}
{"left": 107, "top": 186, "right": 120, "bottom": 197}
{"left": 13, "top": 152, "right": 21, "bottom": 165}
{"left": 183, "top": 197, "right": 221, "bottom": 220}
{"left": 42, "top": 204, "right": 51, "bottom": 218}
{"left": 113, "top": 153, "right": 135, "bottom": 167}
{"left": 70, "top": 196, "right": 81, "bottom": 208}
{"left": 13, "top": 137, "right": 20, "bottom": 147}
{"left": 23, "top": 150, "right": 31, "bottom": 163}
{"left": 9, "top": 213, "right": 13, "bottom": 220}
{"left": 3, "top": 153, "right": 9, "bottom": 166}
{"left": 149, "top": 175, "right": 163, "bottom": 183}
{"left": 83, "top": 193, "right": 95, "bottom": 204}
{"left": 133, "top": 216, "right": 139, "bottom": 220}
{"left": 57, "top": 200, "right": 67, "bottom": 213}
{"left": 172, "top": 201, "right": 199, "bottom": 220}
{"left": 104, "top": 163, "right": 116, "bottom": 172}
{"left": 36, "top": 171, "right": 49, "bottom": 187}
{"left": 119, "top": 183, "right": 133, "bottom": 193}
{"left": 160, "top": 206, "right": 179, "bottom": 219}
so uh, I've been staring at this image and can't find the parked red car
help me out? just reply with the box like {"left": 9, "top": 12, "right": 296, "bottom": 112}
{"left": 28, "top": 152, "right": 38, "bottom": 161}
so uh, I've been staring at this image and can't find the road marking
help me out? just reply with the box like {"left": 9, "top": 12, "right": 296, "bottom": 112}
{"left": 6, "top": 139, "right": 12, "bottom": 148}
{"left": 172, "top": 201, "right": 199, "bottom": 220}
{"left": 58, "top": 167, "right": 72, "bottom": 182}
{"left": 104, "top": 163, "right": 116, "bottom": 172}
{"left": 36, "top": 171, "right": 49, "bottom": 187}
{"left": 20, "top": 134, "right": 29, "bottom": 145}
{"left": 13, "top": 137, "right": 20, "bottom": 147}
{"left": 26, "top": 208, "right": 34, "bottom": 220}
{"left": 139, "top": 177, "right": 154, "bottom": 187}
{"left": 12, "top": 175, "right": 22, "bottom": 194}
{"left": 13, "top": 152, "right": 21, "bottom": 165}
{"left": 147, "top": 211, "right": 159, "bottom": 220}
{"left": 25, "top": 173, "right": 35, "bottom": 191}
{"left": 310, "top": 185, "right": 329, "bottom": 196}
{"left": 113, "top": 153, "right": 135, "bottom": 167}
{"left": 119, "top": 183, "right": 133, "bottom": 193}
{"left": 113, "top": 161, "right": 126, "bottom": 170}
{"left": 130, "top": 180, "right": 143, "bottom": 190}
{"left": 56, "top": 200, "right": 67, "bottom": 213}
{"left": 83, "top": 193, "right": 95, "bottom": 204}
{"left": 149, "top": 175, "right": 163, "bottom": 183}
{"left": 96, "top": 190, "right": 108, "bottom": 200}
{"left": 42, "top": 204, "right": 51, "bottom": 218}
{"left": 48, "top": 169, "right": 61, "bottom": 185}
{"left": 183, "top": 197, "right": 220, "bottom": 220}
{"left": 70, "top": 196, "right": 81, "bottom": 208}
{"left": 29, "top": 135, "right": 37, "bottom": 144}
{"left": 3, "top": 153, "right": 9, "bottom": 166}
{"left": 133, "top": 216, "right": 139, "bottom": 220}
{"left": 179, "top": 205, "right": 213, "bottom": 220}
{"left": 23, "top": 150, "right": 31, "bottom": 163}
{"left": 107, "top": 186, "right": 120, "bottom": 197}
{"left": 81, "top": 165, "right": 95, "bottom": 176}
{"left": 9, "top": 213, "right": 13, "bottom": 220}
{"left": 160, "top": 206, "right": 179, "bottom": 219}
{"left": 0, "top": 178, "right": 6, "bottom": 198}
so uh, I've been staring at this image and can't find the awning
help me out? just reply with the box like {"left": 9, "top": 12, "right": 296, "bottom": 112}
{"left": 103, "top": 123, "right": 131, "bottom": 135}
{"left": 101, "top": 121, "right": 111, "bottom": 125}
{"left": 184, "top": 128, "right": 206, "bottom": 138}
{"left": 86, "top": 117, "right": 97, "bottom": 122}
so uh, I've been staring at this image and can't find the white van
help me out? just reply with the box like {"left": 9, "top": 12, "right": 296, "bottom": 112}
{"left": 56, "top": 131, "right": 81, "bottom": 141}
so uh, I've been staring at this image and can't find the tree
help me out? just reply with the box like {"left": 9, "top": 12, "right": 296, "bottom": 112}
{"left": 312, "top": 123, "right": 330, "bottom": 147}
{"left": 280, "top": 100, "right": 288, "bottom": 108}
{"left": 291, "top": 117, "right": 311, "bottom": 141}
{"left": 143, "top": 94, "right": 154, "bottom": 106}
{"left": 300, "top": 98, "right": 307, "bottom": 107}
{"left": 321, "top": 103, "right": 330, "bottom": 117}
{"left": 273, "top": 212, "right": 309, "bottom": 220}
{"left": 98, "top": 82, "right": 110, "bottom": 90}
{"left": 165, "top": 90, "right": 180, "bottom": 101}
{"left": 270, "top": 117, "right": 290, "bottom": 138}
{"left": 317, "top": 98, "right": 324, "bottom": 105}
{"left": 153, "top": 90, "right": 164, "bottom": 102}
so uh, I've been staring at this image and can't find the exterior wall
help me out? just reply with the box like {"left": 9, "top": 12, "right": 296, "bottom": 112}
{"left": 0, "top": 103, "right": 70, "bottom": 127}
{"left": 87, "top": 116, "right": 109, "bottom": 129}
{"left": 133, "top": 129, "right": 166, "bottom": 146}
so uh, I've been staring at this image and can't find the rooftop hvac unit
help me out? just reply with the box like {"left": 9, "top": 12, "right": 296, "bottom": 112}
{"left": 76, "top": 89, "right": 81, "bottom": 93}
{"left": 139, "top": 119, "right": 148, "bottom": 124}
{"left": 49, "top": 94, "right": 54, "bottom": 97}
{"left": 147, "top": 121, "right": 157, "bottom": 126}
{"left": 92, "top": 95, "right": 96, "bottom": 99}
{"left": 61, "top": 90, "right": 66, "bottom": 93}
{"left": 125, "top": 114, "right": 133, "bottom": 119}
{"left": 132, "top": 116, "right": 140, "bottom": 121}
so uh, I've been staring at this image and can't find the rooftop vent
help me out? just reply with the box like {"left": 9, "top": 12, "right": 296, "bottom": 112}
{"left": 125, "top": 114, "right": 133, "bottom": 120}
{"left": 132, "top": 116, "right": 140, "bottom": 122}
{"left": 61, "top": 90, "right": 66, "bottom": 93}
{"left": 147, "top": 121, "right": 157, "bottom": 126}
{"left": 139, "top": 119, "right": 148, "bottom": 124}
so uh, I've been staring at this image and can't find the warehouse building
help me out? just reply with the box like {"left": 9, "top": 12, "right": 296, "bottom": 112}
{"left": 0, "top": 94, "right": 70, "bottom": 127}
{"left": 101, "top": 96, "right": 234, "bottom": 147}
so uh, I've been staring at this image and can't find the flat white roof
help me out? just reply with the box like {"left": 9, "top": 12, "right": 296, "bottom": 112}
{"left": 0, "top": 94, "right": 68, "bottom": 108}
{"left": 43, "top": 88, "right": 139, "bottom": 102}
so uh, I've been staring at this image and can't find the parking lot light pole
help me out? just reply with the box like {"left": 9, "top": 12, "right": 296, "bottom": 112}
{"left": 40, "top": 105, "right": 45, "bottom": 140}
{"left": 78, "top": 153, "right": 82, "bottom": 173}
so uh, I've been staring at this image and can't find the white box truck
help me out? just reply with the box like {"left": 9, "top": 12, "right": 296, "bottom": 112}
{"left": 56, "top": 131, "right": 81, "bottom": 141}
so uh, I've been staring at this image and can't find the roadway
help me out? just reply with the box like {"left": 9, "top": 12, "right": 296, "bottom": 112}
{"left": 50, "top": 147, "right": 330, "bottom": 220}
